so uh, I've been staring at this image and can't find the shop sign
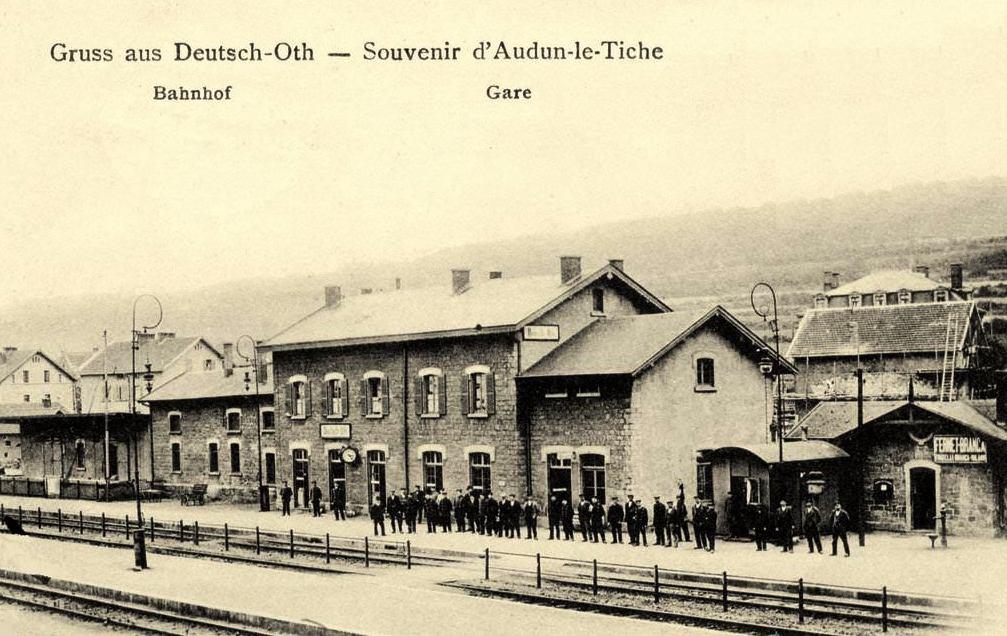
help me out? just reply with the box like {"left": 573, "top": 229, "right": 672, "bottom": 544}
{"left": 523, "top": 324, "right": 560, "bottom": 341}
{"left": 933, "top": 435, "right": 987, "bottom": 464}
{"left": 320, "top": 423, "right": 351, "bottom": 440}
{"left": 0, "top": 423, "right": 20, "bottom": 435}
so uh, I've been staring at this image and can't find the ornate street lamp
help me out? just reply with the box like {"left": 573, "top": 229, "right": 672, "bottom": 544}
{"left": 236, "top": 334, "right": 267, "bottom": 512}
{"left": 130, "top": 293, "right": 162, "bottom": 570}
{"left": 751, "top": 283, "right": 784, "bottom": 463}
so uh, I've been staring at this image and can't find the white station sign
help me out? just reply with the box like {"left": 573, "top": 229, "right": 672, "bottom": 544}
{"left": 933, "top": 435, "right": 987, "bottom": 464}
{"left": 523, "top": 324, "right": 560, "bottom": 341}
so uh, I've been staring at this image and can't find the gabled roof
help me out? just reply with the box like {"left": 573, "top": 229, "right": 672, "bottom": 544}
{"left": 828, "top": 270, "right": 942, "bottom": 297}
{"left": 0, "top": 401, "right": 70, "bottom": 419}
{"left": 787, "top": 301, "right": 976, "bottom": 359}
{"left": 700, "top": 440, "right": 849, "bottom": 465}
{"left": 77, "top": 336, "right": 221, "bottom": 376}
{"left": 520, "top": 305, "right": 797, "bottom": 379}
{"left": 263, "top": 263, "right": 669, "bottom": 351}
{"left": 0, "top": 349, "right": 78, "bottom": 383}
{"left": 142, "top": 369, "right": 275, "bottom": 403}
{"left": 790, "top": 399, "right": 1007, "bottom": 443}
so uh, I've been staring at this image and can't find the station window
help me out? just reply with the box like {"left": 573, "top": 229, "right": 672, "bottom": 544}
{"left": 229, "top": 442, "right": 241, "bottom": 474}
{"left": 873, "top": 293, "right": 886, "bottom": 306}
{"left": 898, "top": 290, "right": 912, "bottom": 305}
{"left": 22, "top": 370, "right": 29, "bottom": 383}
{"left": 873, "top": 480, "right": 894, "bottom": 505}
{"left": 580, "top": 454, "right": 606, "bottom": 504}
{"left": 225, "top": 408, "right": 241, "bottom": 433}
{"left": 423, "top": 451, "right": 444, "bottom": 492}
{"left": 168, "top": 412, "right": 182, "bottom": 434}
{"left": 360, "top": 372, "right": 389, "bottom": 417}
{"left": 74, "top": 440, "right": 85, "bottom": 470}
{"left": 696, "top": 463, "right": 713, "bottom": 501}
{"left": 324, "top": 373, "right": 348, "bottom": 418}
{"left": 44, "top": 370, "right": 50, "bottom": 383}
{"left": 261, "top": 409, "right": 275, "bottom": 432}
{"left": 264, "top": 452, "right": 276, "bottom": 484}
{"left": 287, "top": 377, "right": 308, "bottom": 419}
{"left": 696, "top": 357, "right": 715, "bottom": 390}
{"left": 207, "top": 442, "right": 219, "bottom": 474}
{"left": 416, "top": 369, "right": 446, "bottom": 417}
{"left": 170, "top": 442, "right": 181, "bottom": 473}
{"left": 849, "top": 294, "right": 862, "bottom": 308}
{"left": 576, "top": 382, "right": 601, "bottom": 398}
{"left": 592, "top": 288, "right": 605, "bottom": 314}
{"left": 469, "top": 452, "right": 491, "bottom": 493}
{"left": 463, "top": 366, "right": 495, "bottom": 417}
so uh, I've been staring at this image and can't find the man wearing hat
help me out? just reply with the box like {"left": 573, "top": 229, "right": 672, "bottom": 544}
{"left": 776, "top": 500, "right": 795, "bottom": 552}
{"left": 653, "top": 496, "right": 668, "bottom": 546}
{"left": 804, "top": 501, "right": 823, "bottom": 554}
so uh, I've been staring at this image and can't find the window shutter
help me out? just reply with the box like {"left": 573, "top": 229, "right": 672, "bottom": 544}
{"left": 461, "top": 373, "right": 471, "bottom": 415}
{"left": 322, "top": 380, "right": 331, "bottom": 417}
{"left": 340, "top": 379, "right": 349, "bottom": 418}
{"left": 222, "top": 408, "right": 227, "bottom": 428}
{"left": 486, "top": 373, "right": 496, "bottom": 415}
{"left": 285, "top": 383, "right": 293, "bottom": 416}
{"left": 438, "top": 375, "right": 447, "bottom": 416}
{"left": 414, "top": 377, "right": 425, "bottom": 415}
{"left": 305, "top": 381, "right": 312, "bottom": 416}
{"left": 358, "top": 379, "right": 368, "bottom": 414}
{"left": 381, "top": 377, "right": 390, "bottom": 416}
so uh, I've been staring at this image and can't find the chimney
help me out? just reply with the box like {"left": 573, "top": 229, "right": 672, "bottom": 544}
{"left": 360, "top": 288, "right": 373, "bottom": 295}
{"left": 914, "top": 265, "right": 930, "bottom": 279}
{"left": 949, "top": 263, "right": 964, "bottom": 290}
{"left": 452, "top": 269, "right": 471, "bottom": 294}
{"left": 156, "top": 331, "right": 176, "bottom": 342}
{"left": 136, "top": 332, "right": 155, "bottom": 343}
{"left": 394, "top": 278, "right": 402, "bottom": 290}
{"left": 222, "top": 342, "right": 234, "bottom": 376}
{"left": 831, "top": 272, "right": 840, "bottom": 290}
{"left": 560, "top": 256, "right": 582, "bottom": 285}
{"left": 608, "top": 259, "right": 625, "bottom": 272}
{"left": 324, "top": 285, "right": 342, "bottom": 308}
{"left": 822, "top": 271, "right": 832, "bottom": 292}
{"left": 488, "top": 271, "right": 503, "bottom": 280}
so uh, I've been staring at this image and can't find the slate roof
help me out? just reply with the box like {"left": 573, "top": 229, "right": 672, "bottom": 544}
{"left": 0, "top": 402, "right": 70, "bottom": 419}
{"left": 699, "top": 440, "right": 849, "bottom": 465}
{"left": 143, "top": 368, "right": 274, "bottom": 403}
{"left": 828, "top": 270, "right": 941, "bottom": 297}
{"left": 77, "top": 336, "right": 220, "bottom": 376}
{"left": 520, "top": 305, "right": 797, "bottom": 378}
{"left": 791, "top": 399, "right": 1007, "bottom": 443}
{"left": 787, "top": 301, "right": 975, "bottom": 359}
{"left": 264, "top": 263, "right": 669, "bottom": 350}
{"left": 0, "top": 349, "right": 77, "bottom": 383}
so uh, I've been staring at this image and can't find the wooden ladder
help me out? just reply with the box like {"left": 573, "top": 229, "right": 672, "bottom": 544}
{"left": 939, "top": 313, "right": 959, "bottom": 402}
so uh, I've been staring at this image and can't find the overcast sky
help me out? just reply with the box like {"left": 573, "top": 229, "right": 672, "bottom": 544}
{"left": 3, "top": 1, "right": 1007, "bottom": 303}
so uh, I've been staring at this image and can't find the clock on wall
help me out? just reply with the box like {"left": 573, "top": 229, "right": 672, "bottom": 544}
{"left": 340, "top": 447, "right": 359, "bottom": 465}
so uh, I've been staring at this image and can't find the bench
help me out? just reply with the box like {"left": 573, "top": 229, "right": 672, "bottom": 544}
{"left": 141, "top": 480, "right": 169, "bottom": 503}
{"left": 180, "top": 483, "right": 207, "bottom": 506}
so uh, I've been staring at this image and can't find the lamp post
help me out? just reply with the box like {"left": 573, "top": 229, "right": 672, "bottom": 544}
{"left": 130, "top": 293, "right": 162, "bottom": 570}
{"left": 751, "top": 282, "right": 784, "bottom": 463}
{"left": 237, "top": 334, "right": 267, "bottom": 512}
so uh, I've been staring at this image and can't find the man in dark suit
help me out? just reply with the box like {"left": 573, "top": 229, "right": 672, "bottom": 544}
{"left": 636, "top": 503, "right": 649, "bottom": 547}
{"left": 331, "top": 481, "right": 346, "bottom": 520}
{"left": 776, "top": 500, "right": 795, "bottom": 552}
{"left": 804, "top": 501, "right": 823, "bottom": 554}
{"left": 704, "top": 504, "right": 718, "bottom": 552}
{"left": 625, "top": 495, "right": 639, "bottom": 545}
{"left": 370, "top": 495, "right": 386, "bottom": 536}
{"left": 692, "top": 498, "right": 706, "bottom": 549}
{"left": 653, "top": 496, "right": 668, "bottom": 546}
{"left": 310, "top": 481, "right": 323, "bottom": 517}
{"left": 484, "top": 492, "right": 499, "bottom": 536}
{"left": 607, "top": 496, "right": 625, "bottom": 543}
{"left": 387, "top": 489, "right": 403, "bottom": 532}
{"left": 561, "top": 498, "right": 575, "bottom": 540}
{"left": 280, "top": 481, "right": 293, "bottom": 517}
{"left": 590, "top": 496, "right": 607, "bottom": 543}
{"left": 403, "top": 489, "right": 418, "bottom": 533}
{"left": 677, "top": 485, "right": 690, "bottom": 542}
{"left": 752, "top": 503, "right": 769, "bottom": 551}
{"left": 831, "top": 502, "right": 851, "bottom": 557}
{"left": 454, "top": 489, "right": 468, "bottom": 532}
{"left": 438, "top": 490, "right": 453, "bottom": 532}
{"left": 547, "top": 495, "right": 561, "bottom": 540}
{"left": 424, "top": 493, "right": 438, "bottom": 533}
{"left": 577, "top": 495, "right": 592, "bottom": 542}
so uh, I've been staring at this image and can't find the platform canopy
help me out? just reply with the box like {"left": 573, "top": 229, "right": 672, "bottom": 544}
{"left": 698, "top": 440, "right": 849, "bottom": 465}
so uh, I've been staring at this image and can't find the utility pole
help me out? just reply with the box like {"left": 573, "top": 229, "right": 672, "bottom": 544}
{"left": 103, "top": 330, "right": 110, "bottom": 500}
{"left": 856, "top": 367, "right": 866, "bottom": 547}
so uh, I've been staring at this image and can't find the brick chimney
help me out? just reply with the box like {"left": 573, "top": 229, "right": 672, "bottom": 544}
{"left": 488, "top": 271, "right": 503, "bottom": 280}
{"left": 914, "top": 265, "right": 930, "bottom": 279}
{"left": 560, "top": 256, "right": 582, "bottom": 284}
{"left": 452, "top": 269, "right": 471, "bottom": 294}
{"left": 156, "top": 332, "right": 176, "bottom": 342}
{"left": 822, "top": 271, "right": 832, "bottom": 292}
{"left": 324, "top": 285, "right": 342, "bottom": 307}
{"left": 395, "top": 278, "right": 402, "bottom": 290}
{"left": 608, "top": 259, "right": 625, "bottom": 272}
{"left": 831, "top": 272, "right": 840, "bottom": 290}
{"left": 222, "top": 342, "right": 234, "bottom": 377}
{"left": 949, "top": 263, "right": 964, "bottom": 290}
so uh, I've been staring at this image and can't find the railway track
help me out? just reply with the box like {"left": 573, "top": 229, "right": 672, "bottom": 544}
{"left": 0, "top": 571, "right": 347, "bottom": 635}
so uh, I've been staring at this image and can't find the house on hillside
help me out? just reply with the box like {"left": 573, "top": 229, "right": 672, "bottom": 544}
{"left": 0, "top": 347, "right": 79, "bottom": 413}
{"left": 76, "top": 333, "right": 223, "bottom": 415}
{"left": 813, "top": 264, "right": 971, "bottom": 309}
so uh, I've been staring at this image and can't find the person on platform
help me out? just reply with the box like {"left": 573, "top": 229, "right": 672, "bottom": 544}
{"left": 692, "top": 498, "right": 706, "bottom": 549}
{"left": 831, "top": 502, "right": 851, "bottom": 557}
{"left": 653, "top": 496, "right": 668, "bottom": 546}
{"left": 667, "top": 499, "right": 681, "bottom": 547}
{"left": 438, "top": 490, "right": 453, "bottom": 532}
{"left": 636, "top": 501, "right": 649, "bottom": 547}
{"left": 466, "top": 488, "right": 478, "bottom": 533}
{"left": 560, "top": 498, "right": 575, "bottom": 540}
{"left": 404, "top": 489, "right": 418, "bottom": 533}
{"left": 577, "top": 495, "right": 592, "bottom": 542}
{"left": 331, "top": 481, "right": 347, "bottom": 520}
{"left": 498, "top": 495, "right": 512, "bottom": 538}
{"left": 425, "top": 493, "right": 438, "bottom": 533}
{"left": 280, "top": 480, "right": 293, "bottom": 517}
{"left": 484, "top": 492, "right": 499, "bottom": 536}
{"left": 590, "top": 496, "right": 607, "bottom": 543}
{"left": 547, "top": 495, "right": 562, "bottom": 540}
{"left": 676, "top": 484, "right": 691, "bottom": 543}
{"left": 413, "top": 486, "right": 426, "bottom": 524}
{"left": 804, "top": 501, "right": 823, "bottom": 554}
{"left": 704, "top": 503, "right": 717, "bottom": 552}
{"left": 776, "top": 500, "right": 795, "bottom": 553}
{"left": 625, "top": 495, "right": 639, "bottom": 545}
{"left": 454, "top": 489, "right": 468, "bottom": 533}
{"left": 752, "top": 502, "right": 770, "bottom": 551}
{"left": 509, "top": 494, "right": 523, "bottom": 539}
{"left": 370, "top": 495, "right": 386, "bottom": 536}
{"left": 607, "top": 496, "right": 625, "bottom": 543}
{"left": 387, "top": 489, "right": 403, "bottom": 533}
{"left": 310, "top": 481, "right": 323, "bottom": 517}
{"left": 523, "top": 495, "right": 540, "bottom": 539}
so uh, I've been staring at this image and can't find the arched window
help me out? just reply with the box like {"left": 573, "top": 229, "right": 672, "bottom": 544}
{"left": 360, "top": 371, "right": 389, "bottom": 417}
{"left": 423, "top": 450, "right": 444, "bottom": 492}
{"left": 415, "top": 368, "right": 446, "bottom": 417}
{"left": 462, "top": 365, "right": 495, "bottom": 418}
{"left": 580, "top": 454, "right": 606, "bottom": 503}
{"left": 324, "top": 372, "right": 348, "bottom": 419}
{"left": 287, "top": 375, "right": 309, "bottom": 419}
{"left": 469, "top": 452, "right": 491, "bottom": 493}
{"left": 168, "top": 411, "right": 182, "bottom": 435}
{"left": 224, "top": 408, "right": 242, "bottom": 433}
{"left": 696, "top": 357, "right": 715, "bottom": 389}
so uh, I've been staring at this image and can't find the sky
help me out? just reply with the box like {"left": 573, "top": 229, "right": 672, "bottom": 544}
{"left": 2, "top": 1, "right": 1007, "bottom": 303}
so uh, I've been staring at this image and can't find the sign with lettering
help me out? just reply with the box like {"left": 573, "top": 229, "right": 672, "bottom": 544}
{"left": 320, "top": 423, "right": 351, "bottom": 440}
{"left": 0, "top": 423, "right": 20, "bottom": 435}
{"left": 523, "top": 324, "right": 560, "bottom": 341}
{"left": 933, "top": 435, "right": 987, "bottom": 464}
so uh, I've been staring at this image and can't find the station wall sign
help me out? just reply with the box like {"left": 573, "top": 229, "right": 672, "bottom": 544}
{"left": 933, "top": 435, "right": 987, "bottom": 464}
{"left": 523, "top": 324, "right": 560, "bottom": 341}
{"left": 0, "top": 423, "right": 20, "bottom": 435}
{"left": 320, "top": 423, "right": 351, "bottom": 440}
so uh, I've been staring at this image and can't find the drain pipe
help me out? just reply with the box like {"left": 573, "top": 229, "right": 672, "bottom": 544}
{"left": 402, "top": 343, "right": 410, "bottom": 491}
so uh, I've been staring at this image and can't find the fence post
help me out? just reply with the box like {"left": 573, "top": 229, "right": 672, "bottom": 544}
{"left": 484, "top": 548, "right": 489, "bottom": 580}
{"left": 37, "top": 507, "right": 42, "bottom": 529}
{"left": 798, "top": 578, "right": 804, "bottom": 624}
{"left": 722, "top": 571, "right": 728, "bottom": 612}
{"left": 290, "top": 529, "right": 295, "bottom": 559}
{"left": 124, "top": 515, "right": 129, "bottom": 539}
{"left": 194, "top": 521, "right": 199, "bottom": 546}
{"left": 18, "top": 505, "right": 22, "bottom": 527}
{"left": 882, "top": 586, "right": 888, "bottom": 632}
{"left": 406, "top": 540, "right": 412, "bottom": 570}
{"left": 325, "top": 532, "right": 330, "bottom": 564}
{"left": 255, "top": 526, "right": 260, "bottom": 555}
{"left": 79, "top": 510, "right": 83, "bottom": 534}
{"left": 654, "top": 565, "right": 660, "bottom": 604}
{"left": 224, "top": 523, "right": 229, "bottom": 551}
{"left": 58, "top": 508, "right": 63, "bottom": 533}
{"left": 179, "top": 519, "right": 184, "bottom": 543}
{"left": 149, "top": 516, "right": 154, "bottom": 543}
{"left": 592, "top": 559, "right": 598, "bottom": 596}
{"left": 536, "top": 553, "right": 542, "bottom": 589}
{"left": 364, "top": 536, "right": 369, "bottom": 567}
{"left": 101, "top": 512, "right": 106, "bottom": 537}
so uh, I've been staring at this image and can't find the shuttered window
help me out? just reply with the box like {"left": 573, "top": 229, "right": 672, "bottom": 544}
{"left": 324, "top": 374, "right": 348, "bottom": 418}
{"left": 462, "top": 366, "right": 495, "bottom": 417}
{"left": 415, "top": 370, "right": 446, "bottom": 417}
{"left": 361, "top": 372, "right": 388, "bottom": 417}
